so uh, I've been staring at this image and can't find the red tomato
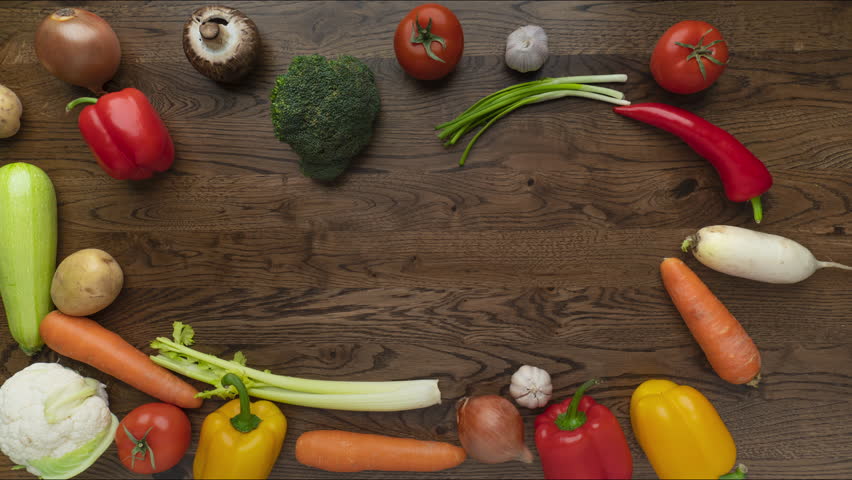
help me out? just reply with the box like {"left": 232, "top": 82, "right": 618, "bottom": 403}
{"left": 394, "top": 4, "right": 463, "bottom": 80}
{"left": 650, "top": 20, "right": 729, "bottom": 94}
{"left": 115, "top": 403, "right": 191, "bottom": 474}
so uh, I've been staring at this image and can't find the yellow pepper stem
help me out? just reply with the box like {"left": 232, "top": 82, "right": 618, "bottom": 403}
{"left": 554, "top": 378, "right": 601, "bottom": 431}
{"left": 719, "top": 464, "right": 748, "bottom": 479}
{"left": 222, "top": 373, "right": 262, "bottom": 433}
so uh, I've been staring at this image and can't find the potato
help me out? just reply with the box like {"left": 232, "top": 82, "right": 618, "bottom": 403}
{"left": 0, "top": 84, "right": 22, "bottom": 138}
{"left": 51, "top": 248, "right": 124, "bottom": 316}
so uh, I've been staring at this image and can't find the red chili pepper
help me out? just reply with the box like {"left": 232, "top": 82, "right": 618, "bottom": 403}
{"left": 613, "top": 103, "right": 772, "bottom": 223}
{"left": 66, "top": 88, "right": 174, "bottom": 180}
{"left": 534, "top": 379, "right": 633, "bottom": 480}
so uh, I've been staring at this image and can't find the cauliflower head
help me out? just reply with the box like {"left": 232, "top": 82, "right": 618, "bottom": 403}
{"left": 0, "top": 363, "right": 118, "bottom": 479}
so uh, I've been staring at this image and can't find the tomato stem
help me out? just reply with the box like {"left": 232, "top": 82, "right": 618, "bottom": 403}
{"left": 674, "top": 28, "right": 728, "bottom": 80}
{"left": 411, "top": 15, "right": 447, "bottom": 63}
{"left": 123, "top": 424, "right": 157, "bottom": 470}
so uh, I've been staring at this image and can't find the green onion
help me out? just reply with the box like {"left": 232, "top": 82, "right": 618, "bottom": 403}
{"left": 437, "top": 74, "right": 630, "bottom": 166}
{"left": 150, "top": 322, "right": 441, "bottom": 412}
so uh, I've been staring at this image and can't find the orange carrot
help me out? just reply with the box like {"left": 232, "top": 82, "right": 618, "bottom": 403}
{"left": 39, "top": 310, "right": 202, "bottom": 408}
{"left": 295, "top": 430, "right": 467, "bottom": 473}
{"left": 660, "top": 258, "right": 761, "bottom": 386}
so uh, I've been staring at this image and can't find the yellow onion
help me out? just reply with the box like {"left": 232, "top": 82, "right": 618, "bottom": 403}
{"left": 35, "top": 8, "right": 121, "bottom": 94}
{"left": 456, "top": 395, "right": 534, "bottom": 464}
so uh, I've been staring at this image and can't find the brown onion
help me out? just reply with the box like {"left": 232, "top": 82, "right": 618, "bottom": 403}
{"left": 35, "top": 8, "right": 121, "bottom": 94}
{"left": 456, "top": 395, "right": 534, "bottom": 464}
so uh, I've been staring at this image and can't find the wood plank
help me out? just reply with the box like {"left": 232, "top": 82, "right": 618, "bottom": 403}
{"left": 1, "top": 1, "right": 850, "bottom": 479}
{"left": 2, "top": 50, "right": 852, "bottom": 176}
{"left": 2, "top": 340, "right": 849, "bottom": 479}
{"left": 2, "top": 1, "right": 851, "bottom": 64}
{"left": 4, "top": 284, "right": 844, "bottom": 347}
{"left": 40, "top": 228, "right": 851, "bottom": 290}
{"left": 44, "top": 168, "right": 852, "bottom": 233}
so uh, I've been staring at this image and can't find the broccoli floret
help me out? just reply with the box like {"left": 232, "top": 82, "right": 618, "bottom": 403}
{"left": 270, "top": 55, "right": 381, "bottom": 181}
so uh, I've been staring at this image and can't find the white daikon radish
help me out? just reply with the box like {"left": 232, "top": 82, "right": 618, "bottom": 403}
{"left": 681, "top": 225, "right": 852, "bottom": 284}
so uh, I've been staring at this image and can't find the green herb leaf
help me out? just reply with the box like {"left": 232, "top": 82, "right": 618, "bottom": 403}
{"left": 172, "top": 322, "right": 195, "bottom": 346}
{"left": 233, "top": 351, "right": 248, "bottom": 366}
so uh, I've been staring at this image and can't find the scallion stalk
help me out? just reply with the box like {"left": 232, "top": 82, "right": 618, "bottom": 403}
{"left": 437, "top": 74, "right": 630, "bottom": 165}
{"left": 543, "top": 74, "right": 628, "bottom": 85}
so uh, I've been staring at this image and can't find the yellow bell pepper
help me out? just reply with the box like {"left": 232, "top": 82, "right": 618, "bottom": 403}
{"left": 630, "top": 379, "right": 747, "bottom": 480}
{"left": 194, "top": 374, "right": 287, "bottom": 480}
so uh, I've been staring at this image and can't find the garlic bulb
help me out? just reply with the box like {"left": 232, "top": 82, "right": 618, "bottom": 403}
{"left": 509, "top": 365, "right": 552, "bottom": 408}
{"left": 505, "top": 25, "right": 549, "bottom": 73}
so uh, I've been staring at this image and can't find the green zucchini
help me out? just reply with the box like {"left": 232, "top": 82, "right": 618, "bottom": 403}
{"left": 0, "top": 163, "right": 57, "bottom": 354}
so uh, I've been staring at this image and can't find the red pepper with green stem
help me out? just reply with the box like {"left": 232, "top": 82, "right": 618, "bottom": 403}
{"left": 613, "top": 103, "right": 772, "bottom": 223}
{"left": 534, "top": 379, "right": 633, "bottom": 480}
{"left": 67, "top": 88, "right": 174, "bottom": 180}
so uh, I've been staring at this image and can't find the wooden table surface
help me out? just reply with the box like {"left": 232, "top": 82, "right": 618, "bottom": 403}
{"left": 2, "top": 1, "right": 851, "bottom": 478}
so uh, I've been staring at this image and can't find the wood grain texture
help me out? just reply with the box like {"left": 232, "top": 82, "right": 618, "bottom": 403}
{"left": 1, "top": 1, "right": 851, "bottom": 479}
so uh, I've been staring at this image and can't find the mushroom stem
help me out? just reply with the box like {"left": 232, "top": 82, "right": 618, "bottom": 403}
{"left": 200, "top": 22, "right": 220, "bottom": 40}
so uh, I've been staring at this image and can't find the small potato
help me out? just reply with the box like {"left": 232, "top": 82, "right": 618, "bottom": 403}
{"left": 0, "top": 84, "right": 22, "bottom": 138}
{"left": 51, "top": 248, "right": 124, "bottom": 316}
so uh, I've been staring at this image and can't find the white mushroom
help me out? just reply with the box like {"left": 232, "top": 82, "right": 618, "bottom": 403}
{"left": 182, "top": 6, "right": 261, "bottom": 83}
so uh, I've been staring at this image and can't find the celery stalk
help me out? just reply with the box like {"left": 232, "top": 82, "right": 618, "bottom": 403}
{"left": 150, "top": 322, "right": 442, "bottom": 412}
{"left": 247, "top": 383, "right": 440, "bottom": 412}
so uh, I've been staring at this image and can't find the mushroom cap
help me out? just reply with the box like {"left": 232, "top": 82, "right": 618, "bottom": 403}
{"left": 182, "top": 5, "right": 260, "bottom": 83}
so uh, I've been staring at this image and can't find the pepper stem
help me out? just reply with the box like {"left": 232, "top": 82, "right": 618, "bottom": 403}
{"left": 222, "top": 373, "right": 262, "bottom": 433}
{"left": 750, "top": 196, "right": 763, "bottom": 224}
{"left": 719, "top": 464, "right": 748, "bottom": 479}
{"left": 554, "top": 378, "right": 600, "bottom": 431}
{"left": 66, "top": 97, "right": 99, "bottom": 112}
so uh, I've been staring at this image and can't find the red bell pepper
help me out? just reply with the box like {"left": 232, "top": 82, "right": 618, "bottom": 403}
{"left": 66, "top": 88, "right": 174, "bottom": 180}
{"left": 534, "top": 379, "right": 633, "bottom": 480}
{"left": 613, "top": 103, "right": 773, "bottom": 223}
